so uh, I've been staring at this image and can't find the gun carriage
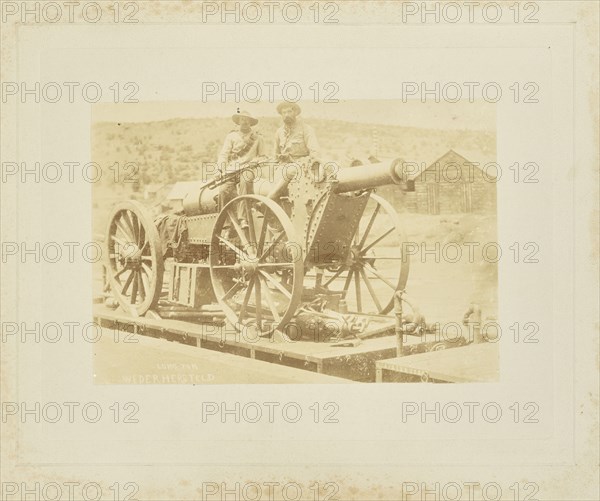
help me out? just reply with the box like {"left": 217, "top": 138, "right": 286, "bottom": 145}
{"left": 104, "top": 158, "right": 412, "bottom": 341}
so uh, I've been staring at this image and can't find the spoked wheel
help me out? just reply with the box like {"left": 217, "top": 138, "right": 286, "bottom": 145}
{"left": 210, "top": 195, "right": 303, "bottom": 335}
{"left": 105, "top": 201, "right": 164, "bottom": 316}
{"left": 320, "top": 193, "right": 409, "bottom": 314}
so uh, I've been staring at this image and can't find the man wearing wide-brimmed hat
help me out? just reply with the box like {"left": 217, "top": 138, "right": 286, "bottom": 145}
{"left": 274, "top": 101, "right": 320, "bottom": 162}
{"left": 217, "top": 109, "right": 267, "bottom": 208}
{"left": 218, "top": 109, "right": 266, "bottom": 167}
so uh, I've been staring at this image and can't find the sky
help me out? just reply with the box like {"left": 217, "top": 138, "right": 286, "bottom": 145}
{"left": 92, "top": 99, "right": 496, "bottom": 131}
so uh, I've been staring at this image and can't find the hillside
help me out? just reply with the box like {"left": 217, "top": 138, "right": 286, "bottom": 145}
{"left": 91, "top": 117, "right": 495, "bottom": 189}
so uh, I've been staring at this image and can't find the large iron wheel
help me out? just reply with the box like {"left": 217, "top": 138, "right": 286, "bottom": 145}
{"left": 321, "top": 193, "right": 409, "bottom": 314}
{"left": 210, "top": 195, "right": 303, "bottom": 335}
{"left": 105, "top": 200, "right": 163, "bottom": 316}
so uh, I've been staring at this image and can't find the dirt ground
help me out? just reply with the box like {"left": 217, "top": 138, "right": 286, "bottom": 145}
{"left": 399, "top": 211, "right": 498, "bottom": 323}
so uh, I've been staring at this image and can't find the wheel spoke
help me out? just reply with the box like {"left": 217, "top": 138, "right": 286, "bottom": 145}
{"left": 359, "top": 204, "right": 381, "bottom": 248}
{"left": 360, "top": 268, "right": 382, "bottom": 311}
{"left": 258, "top": 270, "right": 292, "bottom": 299}
{"left": 140, "top": 269, "right": 151, "bottom": 298}
{"left": 217, "top": 235, "right": 246, "bottom": 260}
{"left": 125, "top": 211, "right": 140, "bottom": 244}
{"left": 111, "top": 234, "right": 128, "bottom": 248}
{"left": 342, "top": 269, "right": 354, "bottom": 293}
{"left": 244, "top": 200, "right": 258, "bottom": 247}
{"left": 141, "top": 263, "right": 153, "bottom": 277}
{"left": 361, "top": 227, "right": 395, "bottom": 254}
{"left": 121, "top": 270, "right": 135, "bottom": 295}
{"left": 354, "top": 271, "right": 362, "bottom": 311}
{"left": 364, "top": 263, "right": 396, "bottom": 290}
{"left": 114, "top": 218, "right": 133, "bottom": 242}
{"left": 256, "top": 212, "right": 269, "bottom": 255}
{"left": 137, "top": 222, "right": 146, "bottom": 248}
{"left": 113, "top": 267, "right": 129, "bottom": 281}
{"left": 238, "top": 277, "right": 256, "bottom": 321}
{"left": 130, "top": 272, "right": 139, "bottom": 303}
{"left": 221, "top": 280, "right": 244, "bottom": 301}
{"left": 137, "top": 272, "right": 146, "bottom": 301}
{"left": 259, "top": 230, "right": 285, "bottom": 262}
{"left": 323, "top": 267, "right": 345, "bottom": 287}
{"left": 260, "top": 276, "right": 282, "bottom": 323}
{"left": 121, "top": 211, "right": 136, "bottom": 239}
{"left": 255, "top": 275, "right": 263, "bottom": 330}
{"left": 227, "top": 210, "right": 251, "bottom": 250}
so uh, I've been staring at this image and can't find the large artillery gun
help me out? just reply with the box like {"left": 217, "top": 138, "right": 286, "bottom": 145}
{"left": 104, "top": 158, "right": 412, "bottom": 339}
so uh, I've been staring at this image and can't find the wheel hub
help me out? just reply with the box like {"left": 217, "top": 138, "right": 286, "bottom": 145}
{"left": 119, "top": 243, "right": 142, "bottom": 268}
{"left": 237, "top": 259, "right": 258, "bottom": 274}
{"left": 346, "top": 245, "right": 362, "bottom": 267}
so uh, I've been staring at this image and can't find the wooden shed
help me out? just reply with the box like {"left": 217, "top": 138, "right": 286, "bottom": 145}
{"left": 402, "top": 149, "right": 497, "bottom": 214}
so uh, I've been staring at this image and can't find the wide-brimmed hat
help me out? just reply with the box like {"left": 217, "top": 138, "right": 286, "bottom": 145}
{"left": 232, "top": 110, "right": 258, "bottom": 126}
{"left": 276, "top": 101, "right": 301, "bottom": 115}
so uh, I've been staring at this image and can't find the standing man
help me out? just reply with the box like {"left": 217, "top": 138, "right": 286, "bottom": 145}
{"left": 274, "top": 102, "right": 320, "bottom": 162}
{"left": 217, "top": 109, "right": 267, "bottom": 207}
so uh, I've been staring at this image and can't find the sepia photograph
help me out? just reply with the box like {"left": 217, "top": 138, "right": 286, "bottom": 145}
{"left": 1, "top": 1, "right": 597, "bottom": 500}
{"left": 91, "top": 99, "right": 499, "bottom": 384}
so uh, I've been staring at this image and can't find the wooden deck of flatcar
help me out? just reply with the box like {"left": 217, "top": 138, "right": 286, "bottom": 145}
{"left": 376, "top": 342, "right": 499, "bottom": 383}
{"left": 93, "top": 305, "right": 467, "bottom": 382}
{"left": 94, "top": 327, "right": 354, "bottom": 384}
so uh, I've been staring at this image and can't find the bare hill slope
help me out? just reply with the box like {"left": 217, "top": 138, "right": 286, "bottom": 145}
{"left": 92, "top": 117, "right": 495, "bottom": 188}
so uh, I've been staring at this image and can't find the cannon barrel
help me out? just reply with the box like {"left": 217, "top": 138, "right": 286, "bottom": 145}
{"left": 184, "top": 162, "right": 273, "bottom": 215}
{"left": 333, "top": 158, "right": 405, "bottom": 193}
{"left": 179, "top": 182, "right": 219, "bottom": 216}
{"left": 254, "top": 157, "right": 405, "bottom": 197}
{"left": 191, "top": 185, "right": 219, "bottom": 214}
{"left": 182, "top": 158, "right": 406, "bottom": 215}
